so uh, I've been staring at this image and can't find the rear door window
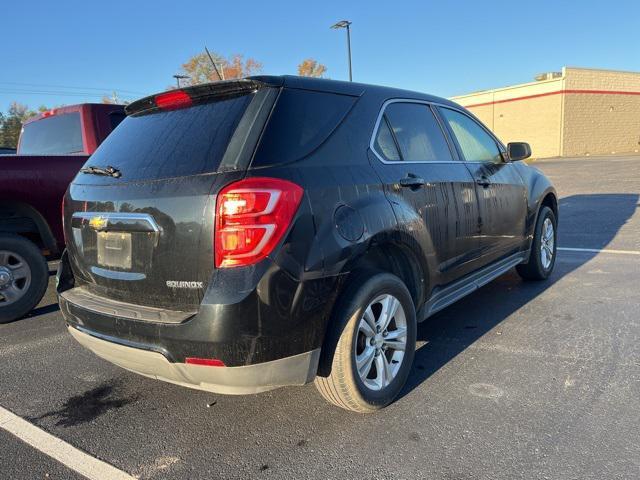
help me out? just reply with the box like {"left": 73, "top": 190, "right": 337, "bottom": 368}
{"left": 439, "top": 107, "right": 503, "bottom": 163}
{"left": 373, "top": 117, "right": 401, "bottom": 161}
{"left": 252, "top": 88, "right": 357, "bottom": 166}
{"left": 19, "top": 112, "right": 83, "bottom": 154}
{"left": 377, "top": 102, "right": 453, "bottom": 162}
{"left": 83, "top": 94, "right": 253, "bottom": 182}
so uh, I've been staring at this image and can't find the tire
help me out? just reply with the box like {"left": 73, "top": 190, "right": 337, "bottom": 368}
{"left": 315, "top": 271, "right": 417, "bottom": 413}
{"left": 516, "top": 206, "right": 557, "bottom": 281}
{"left": 0, "top": 234, "right": 49, "bottom": 323}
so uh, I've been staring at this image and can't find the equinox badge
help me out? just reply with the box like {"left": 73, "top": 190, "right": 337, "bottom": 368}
{"left": 166, "top": 280, "right": 204, "bottom": 289}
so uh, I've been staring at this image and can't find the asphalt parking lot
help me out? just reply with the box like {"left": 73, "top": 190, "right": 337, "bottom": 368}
{"left": 1, "top": 155, "right": 639, "bottom": 480}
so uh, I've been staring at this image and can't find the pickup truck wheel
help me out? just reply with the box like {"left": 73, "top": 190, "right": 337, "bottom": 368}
{"left": 0, "top": 234, "right": 48, "bottom": 323}
{"left": 517, "top": 206, "right": 557, "bottom": 281}
{"left": 315, "top": 271, "right": 416, "bottom": 413}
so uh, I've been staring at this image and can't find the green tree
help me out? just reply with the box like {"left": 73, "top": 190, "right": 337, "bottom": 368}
{"left": 0, "top": 112, "right": 5, "bottom": 146}
{"left": 0, "top": 103, "right": 40, "bottom": 149}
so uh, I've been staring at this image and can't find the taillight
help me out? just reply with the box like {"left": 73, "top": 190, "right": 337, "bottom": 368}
{"left": 215, "top": 177, "right": 303, "bottom": 268}
{"left": 155, "top": 90, "right": 192, "bottom": 110}
{"left": 185, "top": 357, "right": 226, "bottom": 367}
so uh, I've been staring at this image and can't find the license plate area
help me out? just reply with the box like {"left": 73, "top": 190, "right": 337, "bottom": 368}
{"left": 97, "top": 232, "right": 132, "bottom": 269}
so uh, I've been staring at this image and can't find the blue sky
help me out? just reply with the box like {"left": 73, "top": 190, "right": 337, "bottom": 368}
{"left": 3, "top": 0, "right": 640, "bottom": 112}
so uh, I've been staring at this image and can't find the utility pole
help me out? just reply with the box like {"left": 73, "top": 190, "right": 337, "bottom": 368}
{"left": 331, "top": 20, "right": 353, "bottom": 81}
{"left": 173, "top": 74, "right": 189, "bottom": 88}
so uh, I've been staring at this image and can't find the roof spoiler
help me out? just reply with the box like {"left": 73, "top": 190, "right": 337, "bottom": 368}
{"left": 125, "top": 79, "right": 272, "bottom": 116}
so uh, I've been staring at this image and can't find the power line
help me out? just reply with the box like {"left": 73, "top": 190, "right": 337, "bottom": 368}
{"left": 0, "top": 90, "right": 107, "bottom": 97}
{"left": 0, "top": 89, "right": 138, "bottom": 99}
{"left": 0, "top": 81, "right": 146, "bottom": 95}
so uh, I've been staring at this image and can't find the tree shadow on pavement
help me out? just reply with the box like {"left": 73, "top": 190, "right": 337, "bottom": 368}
{"left": 399, "top": 193, "right": 638, "bottom": 399}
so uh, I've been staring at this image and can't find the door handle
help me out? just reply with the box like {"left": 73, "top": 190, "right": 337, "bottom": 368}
{"left": 475, "top": 177, "right": 491, "bottom": 187}
{"left": 399, "top": 175, "right": 426, "bottom": 188}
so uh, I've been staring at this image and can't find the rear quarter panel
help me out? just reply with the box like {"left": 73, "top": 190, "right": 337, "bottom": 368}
{"left": 235, "top": 92, "right": 402, "bottom": 361}
{"left": 262, "top": 90, "right": 401, "bottom": 279}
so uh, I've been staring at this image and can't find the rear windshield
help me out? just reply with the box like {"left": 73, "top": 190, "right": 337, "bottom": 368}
{"left": 19, "top": 112, "right": 83, "bottom": 154}
{"left": 252, "top": 88, "right": 357, "bottom": 166}
{"left": 82, "top": 94, "right": 253, "bottom": 182}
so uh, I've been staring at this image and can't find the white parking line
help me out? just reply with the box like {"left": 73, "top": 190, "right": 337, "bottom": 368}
{"left": 0, "top": 406, "right": 134, "bottom": 480}
{"left": 558, "top": 247, "right": 640, "bottom": 256}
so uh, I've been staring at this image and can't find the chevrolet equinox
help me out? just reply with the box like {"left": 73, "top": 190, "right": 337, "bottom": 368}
{"left": 58, "top": 76, "right": 558, "bottom": 412}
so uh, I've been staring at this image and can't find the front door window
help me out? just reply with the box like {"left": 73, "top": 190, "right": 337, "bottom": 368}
{"left": 438, "top": 108, "right": 503, "bottom": 164}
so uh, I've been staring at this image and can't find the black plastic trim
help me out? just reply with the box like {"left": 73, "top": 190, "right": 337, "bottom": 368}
{"left": 70, "top": 324, "right": 176, "bottom": 362}
{"left": 126, "top": 79, "right": 267, "bottom": 117}
{"left": 61, "top": 287, "right": 195, "bottom": 324}
{"left": 418, "top": 251, "right": 527, "bottom": 321}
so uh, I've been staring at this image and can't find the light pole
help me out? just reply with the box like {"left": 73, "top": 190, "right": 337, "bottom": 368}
{"left": 173, "top": 74, "right": 189, "bottom": 88}
{"left": 331, "top": 20, "right": 352, "bottom": 81}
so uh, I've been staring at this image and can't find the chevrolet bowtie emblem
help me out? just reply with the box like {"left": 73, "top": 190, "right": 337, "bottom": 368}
{"left": 89, "top": 216, "right": 108, "bottom": 230}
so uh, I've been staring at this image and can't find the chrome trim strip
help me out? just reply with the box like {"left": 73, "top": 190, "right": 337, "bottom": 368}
{"left": 369, "top": 98, "right": 456, "bottom": 165}
{"left": 71, "top": 212, "right": 161, "bottom": 233}
{"left": 369, "top": 98, "right": 509, "bottom": 166}
{"left": 90, "top": 266, "right": 146, "bottom": 281}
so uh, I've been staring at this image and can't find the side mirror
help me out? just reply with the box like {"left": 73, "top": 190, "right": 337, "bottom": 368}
{"left": 507, "top": 142, "right": 531, "bottom": 161}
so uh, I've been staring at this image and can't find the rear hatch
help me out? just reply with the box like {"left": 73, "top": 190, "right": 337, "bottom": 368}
{"left": 64, "top": 80, "right": 276, "bottom": 312}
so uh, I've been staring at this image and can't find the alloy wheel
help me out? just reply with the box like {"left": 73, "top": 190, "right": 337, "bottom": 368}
{"left": 0, "top": 250, "right": 32, "bottom": 306}
{"left": 355, "top": 294, "right": 407, "bottom": 391}
{"left": 540, "top": 217, "right": 555, "bottom": 270}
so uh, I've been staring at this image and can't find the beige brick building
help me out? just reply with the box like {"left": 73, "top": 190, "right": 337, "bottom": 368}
{"left": 450, "top": 67, "right": 640, "bottom": 158}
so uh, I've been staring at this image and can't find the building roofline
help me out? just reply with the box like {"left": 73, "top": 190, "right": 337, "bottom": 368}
{"left": 451, "top": 66, "right": 640, "bottom": 100}
{"left": 450, "top": 73, "right": 564, "bottom": 100}
{"left": 563, "top": 65, "right": 640, "bottom": 75}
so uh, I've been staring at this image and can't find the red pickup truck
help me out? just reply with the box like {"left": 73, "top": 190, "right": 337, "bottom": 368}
{"left": 0, "top": 103, "right": 125, "bottom": 322}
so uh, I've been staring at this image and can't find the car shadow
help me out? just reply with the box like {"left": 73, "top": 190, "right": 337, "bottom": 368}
{"left": 2, "top": 302, "right": 60, "bottom": 324}
{"left": 399, "top": 193, "right": 638, "bottom": 399}
{"left": 27, "top": 302, "right": 60, "bottom": 317}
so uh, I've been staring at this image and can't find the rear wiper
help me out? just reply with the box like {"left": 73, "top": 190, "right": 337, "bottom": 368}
{"left": 80, "top": 165, "right": 121, "bottom": 178}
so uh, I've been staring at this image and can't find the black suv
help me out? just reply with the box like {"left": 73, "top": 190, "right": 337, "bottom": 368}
{"left": 58, "top": 76, "right": 557, "bottom": 412}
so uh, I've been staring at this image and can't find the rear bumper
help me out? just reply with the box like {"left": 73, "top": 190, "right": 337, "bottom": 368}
{"left": 68, "top": 325, "right": 320, "bottom": 394}
{"left": 57, "top": 251, "right": 342, "bottom": 367}
{"left": 57, "top": 246, "right": 344, "bottom": 392}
